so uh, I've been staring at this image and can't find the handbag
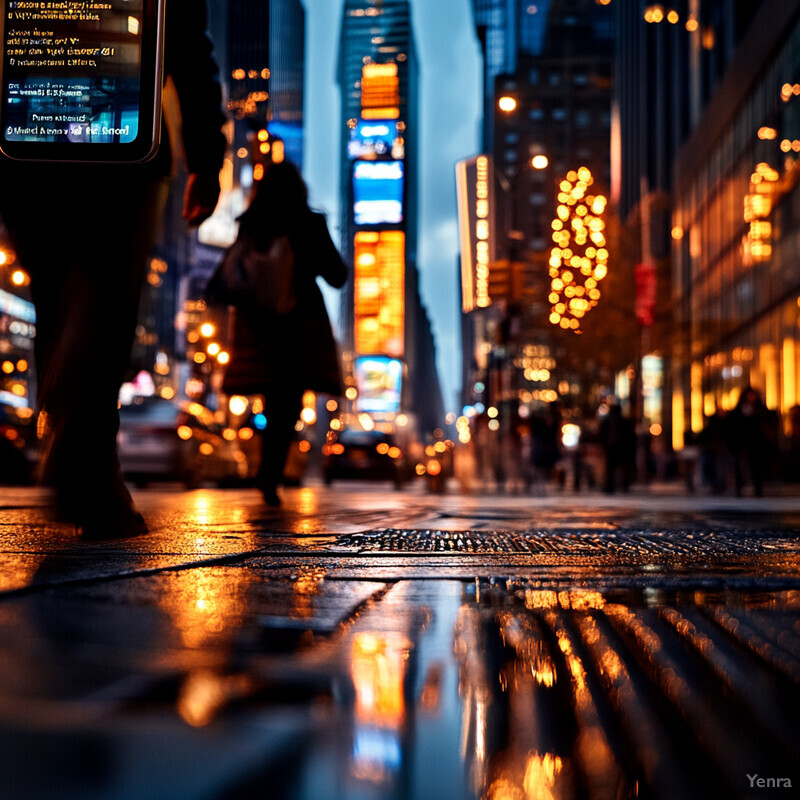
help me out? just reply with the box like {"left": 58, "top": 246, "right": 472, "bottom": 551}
{"left": 207, "top": 232, "right": 297, "bottom": 314}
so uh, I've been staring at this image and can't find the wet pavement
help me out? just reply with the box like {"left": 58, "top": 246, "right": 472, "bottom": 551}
{"left": 0, "top": 483, "right": 799, "bottom": 799}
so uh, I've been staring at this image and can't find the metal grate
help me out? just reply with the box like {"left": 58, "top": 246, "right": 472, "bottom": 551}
{"left": 454, "top": 580, "right": 800, "bottom": 799}
{"left": 330, "top": 527, "right": 800, "bottom": 557}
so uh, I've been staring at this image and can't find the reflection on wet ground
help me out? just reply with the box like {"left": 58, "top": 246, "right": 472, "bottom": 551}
{"left": 0, "top": 487, "right": 798, "bottom": 799}
{"left": 1, "top": 576, "right": 798, "bottom": 799}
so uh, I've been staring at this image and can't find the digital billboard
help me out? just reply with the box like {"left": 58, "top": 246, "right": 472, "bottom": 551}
{"left": 360, "top": 63, "right": 399, "bottom": 120}
{"left": 353, "top": 231, "right": 405, "bottom": 357}
{"left": 355, "top": 356, "right": 403, "bottom": 415}
{"left": 353, "top": 160, "right": 404, "bottom": 226}
{"left": 348, "top": 121, "right": 398, "bottom": 159}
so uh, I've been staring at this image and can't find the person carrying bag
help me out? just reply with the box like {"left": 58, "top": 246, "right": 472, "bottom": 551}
{"left": 206, "top": 161, "right": 347, "bottom": 506}
{"left": 208, "top": 225, "right": 297, "bottom": 314}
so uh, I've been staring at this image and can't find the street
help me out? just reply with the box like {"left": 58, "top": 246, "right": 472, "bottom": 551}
{"left": 0, "top": 482, "right": 798, "bottom": 800}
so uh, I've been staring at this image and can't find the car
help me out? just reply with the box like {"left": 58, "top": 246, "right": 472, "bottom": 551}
{"left": 322, "top": 428, "right": 411, "bottom": 488}
{"left": 118, "top": 396, "right": 247, "bottom": 488}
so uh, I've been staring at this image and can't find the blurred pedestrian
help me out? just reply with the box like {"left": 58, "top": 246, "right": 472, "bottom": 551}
{"left": 0, "top": 0, "right": 226, "bottom": 537}
{"left": 786, "top": 404, "right": 800, "bottom": 481}
{"left": 503, "top": 408, "right": 528, "bottom": 494}
{"left": 529, "top": 403, "right": 560, "bottom": 493}
{"left": 727, "top": 386, "right": 773, "bottom": 497}
{"left": 599, "top": 400, "right": 636, "bottom": 494}
{"left": 209, "top": 161, "right": 347, "bottom": 506}
{"left": 698, "top": 411, "right": 729, "bottom": 493}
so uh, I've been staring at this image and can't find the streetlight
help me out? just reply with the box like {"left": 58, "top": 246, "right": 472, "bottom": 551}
{"left": 11, "top": 269, "right": 29, "bottom": 287}
{"left": 498, "top": 95, "right": 517, "bottom": 112}
{"left": 531, "top": 154, "right": 549, "bottom": 170}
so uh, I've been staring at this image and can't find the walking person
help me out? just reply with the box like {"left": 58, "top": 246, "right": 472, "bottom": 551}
{"left": 727, "top": 386, "right": 773, "bottom": 497}
{"left": 209, "top": 161, "right": 347, "bottom": 506}
{"left": 0, "top": 0, "right": 227, "bottom": 538}
{"left": 529, "top": 403, "right": 560, "bottom": 494}
{"left": 599, "top": 399, "right": 636, "bottom": 494}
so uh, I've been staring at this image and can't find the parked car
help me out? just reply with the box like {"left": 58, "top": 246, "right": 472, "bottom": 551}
{"left": 118, "top": 396, "right": 247, "bottom": 488}
{"left": 322, "top": 428, "right": 411, "bottom": 488}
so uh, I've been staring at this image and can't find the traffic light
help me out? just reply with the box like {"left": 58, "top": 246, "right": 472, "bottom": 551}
{"left": 511, "top": 260, "right": 538, "bottom": 301}
{"left": 488, "top": 259, "right": 511, "bottom": 303}
{"left": 488, "top": 260, "right": 538, "bottom": 304}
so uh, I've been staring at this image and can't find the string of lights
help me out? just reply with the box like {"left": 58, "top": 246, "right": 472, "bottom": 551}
{"left": 548, "top": 166, "right": 608, "bottom": 332}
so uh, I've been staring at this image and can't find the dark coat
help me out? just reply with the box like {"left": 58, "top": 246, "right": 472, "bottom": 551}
{"left": 221, "top": 211, "right": 347, "bottom": 397}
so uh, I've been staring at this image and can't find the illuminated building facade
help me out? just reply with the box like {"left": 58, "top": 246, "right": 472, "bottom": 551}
{"left": 218, "top": 0, "right": 304, "bottom": 166}
{"left": 472, "top": 0, "right": 515, "bottom": 151}
{"left": 464, "top": 0, "right": 615, "bottom": 414}
{"left": 614, "top": 0, "right": 767, "bottom": 435}
{"left": 337, "top": 0, "right": 444, "bottom": 436}
{"left": 670, "top": 1, "right": 800, "bottom": 456}
{"left": 491, "top": 1, "right": 614, "bottom": 303}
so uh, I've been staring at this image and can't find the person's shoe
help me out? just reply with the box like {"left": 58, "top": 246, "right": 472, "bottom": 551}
{"left": 79, "top": 504, "right": 149, "bottom": 540}
{"left": 260, "top": 486, "right": 282, "bottom": 507}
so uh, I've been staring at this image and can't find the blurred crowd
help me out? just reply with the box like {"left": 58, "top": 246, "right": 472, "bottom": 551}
{"left": 454, "top": 386, "right": 793, "bottom": 497}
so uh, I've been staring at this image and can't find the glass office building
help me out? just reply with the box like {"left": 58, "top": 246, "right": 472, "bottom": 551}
{"left": 336, "top": 0, "right": 445, "bottom": 435}
{"left": 672, "top": 3, "right": 800, "bottom": 448}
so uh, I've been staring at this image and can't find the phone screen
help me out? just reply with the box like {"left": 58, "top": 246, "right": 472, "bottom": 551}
{"left": 0, "top": 0, "right": 164, "bottom": 162}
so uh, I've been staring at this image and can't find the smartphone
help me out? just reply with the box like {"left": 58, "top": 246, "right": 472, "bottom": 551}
{"left": 0, "top": 0, "right": 164, "bottom": 162}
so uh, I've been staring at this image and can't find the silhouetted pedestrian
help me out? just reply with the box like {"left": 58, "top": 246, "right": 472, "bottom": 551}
{"left": 529, "top": 403, "right": 560, "bottom": 493}
{"left": 599, "top": 401, "right": 636, "bottom": 494}
{"left": 209, "top": 161, "right": 347, "bottom": 506}
{"left": 786, "top": 404, "right": 800, "bottom": 481}
{"left": 698, "top": 411, "right": 729, "bottom": 493}
{"left": 0, "top": 0, "right": 226, "bottom": 537}
{"left": 727, "top": 387, "right": 772, "bottom": 496}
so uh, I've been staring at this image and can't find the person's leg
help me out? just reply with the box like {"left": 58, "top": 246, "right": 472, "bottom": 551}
{"left": 749, "top": 450, "right": 765, "bottom": 497}
{"left": 259, "top": 386, "right": 304, "bottom": 505}
{"left": 603, "top": 453, "right": 615, "bottom": 493}
{"left": 733, "top": 450, "right": 745, "bottom": 496}
{"left": 3, "top": 167, "right": 169, "bottom": 534}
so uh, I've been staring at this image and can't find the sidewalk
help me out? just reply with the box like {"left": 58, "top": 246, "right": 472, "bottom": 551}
{"left": 0, "top": 484, "right": 798, "bottom": 800}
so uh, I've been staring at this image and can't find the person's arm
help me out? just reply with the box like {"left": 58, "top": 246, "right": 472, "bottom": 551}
{"left": 292, "top": 213, "right": 347, "bottom": 289}
{"left": 164, "top": 0, "right": 228, "bottom": 226}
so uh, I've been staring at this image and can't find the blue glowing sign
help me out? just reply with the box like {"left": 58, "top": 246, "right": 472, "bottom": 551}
{"left": 348, "top": 121, "right": 397, "bottom": 159}
{"left": 353, "top": 160, "right": 404, "bottom": 226}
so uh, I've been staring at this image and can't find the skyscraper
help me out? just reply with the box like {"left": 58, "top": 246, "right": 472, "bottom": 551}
{"left": 337, "top": 0, "right": 444, "bottom": 438}
{"left": 614, "top": 0, "right": 772, "bottom": 444}
{"left": 463, "top": 0, "right": 616, "bottom": 416}
{"left": 264, "top": 0, "right": 305, "bottom": 168}
{"left": 222, "top": 0, "right": 305, "bottom": 172}
{"left": 668, "top": 2, "right": 800, "bottom": 454}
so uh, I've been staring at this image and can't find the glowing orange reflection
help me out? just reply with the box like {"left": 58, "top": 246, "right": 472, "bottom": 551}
{"left": 291, "top": 566, "right": 326, "bottom": 620}
{"left": 351, "top": 631, "right": 409, "bottom": 728}
{"left": 523, "top": 752, "right": 564, "bottom": 800}
{"left": 0, "top": 553, "right": 46, "bottom": 593}
{"left": 176, "top": 669, "right": 254, "bottom": 728}
{"left": 158, "top": 566, "right": 253, "bottom": 650}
